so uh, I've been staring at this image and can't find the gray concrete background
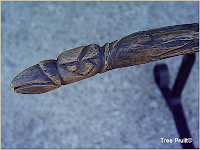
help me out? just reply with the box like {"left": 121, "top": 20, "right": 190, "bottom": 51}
{"left": 1, "top": 1, "right": 199, "bottom": 149}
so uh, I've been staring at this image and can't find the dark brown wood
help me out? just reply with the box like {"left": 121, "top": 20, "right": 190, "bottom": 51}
{"left": 10, "top": 23, "right": 199, "bottom": 94}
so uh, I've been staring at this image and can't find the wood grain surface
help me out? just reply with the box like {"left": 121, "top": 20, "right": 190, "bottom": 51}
{"left": 10, "top": 23, "right": 199, "bottom": 94}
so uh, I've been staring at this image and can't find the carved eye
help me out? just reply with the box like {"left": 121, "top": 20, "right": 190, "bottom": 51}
{"left": 67, "top": 65, "right": 77, "bottom": 72}
{"left": 79, "top": 62, "right": 94, "bottom": 76}
{"left": 66, "top": 62, "right": 95, "bottom": 76}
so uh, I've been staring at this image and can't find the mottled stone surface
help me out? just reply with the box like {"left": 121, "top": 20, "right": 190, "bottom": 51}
{"left": 1, "top": 1, "right": 199, "bottom": 148}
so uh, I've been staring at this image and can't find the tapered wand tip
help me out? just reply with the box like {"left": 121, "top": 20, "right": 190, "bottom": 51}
{"left": 10, "top": 62, "right": 61, "bottom": 94}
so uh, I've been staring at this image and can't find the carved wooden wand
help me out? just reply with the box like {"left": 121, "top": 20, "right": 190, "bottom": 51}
{"left": 10, "top": 23, "right": 199, "bottom": 94}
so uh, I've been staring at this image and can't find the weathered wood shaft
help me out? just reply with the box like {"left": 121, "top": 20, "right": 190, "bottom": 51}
{"left": 102, "top": 23, "right": 199, "bottom": 72}
{"left": 10, "top": 23, "right": 199, "bottom": 94}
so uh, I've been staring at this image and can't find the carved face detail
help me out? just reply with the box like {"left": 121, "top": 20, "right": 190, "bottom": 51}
{"left": 57, "top": 44, "right": 101, "bottom": 84}
{"left": 67, "top": 62, "right": 95, "bottom": 76}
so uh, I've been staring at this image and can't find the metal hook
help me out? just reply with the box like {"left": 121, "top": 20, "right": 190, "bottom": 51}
{"left": 154, "top": 54, "right": 196, "bottom": 149}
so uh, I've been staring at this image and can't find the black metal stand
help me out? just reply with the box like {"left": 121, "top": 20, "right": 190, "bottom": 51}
{"left": 154, "top": 54, "right": 195, "bottom": 149}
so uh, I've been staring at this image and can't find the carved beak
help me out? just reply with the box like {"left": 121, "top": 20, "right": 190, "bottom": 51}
{"left": 10, "top": 60, "right": 61, "bottom": 94}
